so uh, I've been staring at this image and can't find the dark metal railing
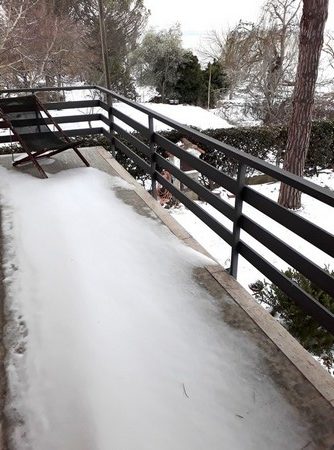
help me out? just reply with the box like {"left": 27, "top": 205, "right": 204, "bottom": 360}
{"left": 0, "top": 85, "right": 333, "bottom": 335}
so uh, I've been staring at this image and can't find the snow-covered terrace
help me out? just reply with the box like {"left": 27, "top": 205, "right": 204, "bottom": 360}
{"left": 0, "top": 86, "right": 333, "bottom": 448}
{"left": 0, "top": 148, "right": 333, "bottom": 449}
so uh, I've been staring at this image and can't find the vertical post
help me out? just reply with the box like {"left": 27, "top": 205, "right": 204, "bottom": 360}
{"left": 108, "top": 104, "right": 116, "bottom": 157}
{"left": 207, "top": 62, "right": 212, "bottom": 110}
{"left": 149, "top": 115, "right": 157, "bottom": 199}
{"left": 230, "top": 163, "right": 247, "bottom": 278}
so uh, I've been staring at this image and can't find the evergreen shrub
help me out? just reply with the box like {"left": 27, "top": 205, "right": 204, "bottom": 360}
{"left": 1, "top": 120, "right": 333, "bottom": 180}
{"left": 158, "top": 121, "right": 334, "bottom": 178}
{"left": 249, "top": 267, "right": 334, "bottom": 371}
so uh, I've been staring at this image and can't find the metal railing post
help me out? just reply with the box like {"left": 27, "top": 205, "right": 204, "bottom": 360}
{"left": 106, "top": 90, "right": 112, "bottom": 108}
{"left": 108, "top": 103, "right": 116, "bottom": 157}
{"left": 149, "top": 115, "right": 157, "bottom": 199}
{"left": 230, "top": 163, "right": 247, "bottom": 278}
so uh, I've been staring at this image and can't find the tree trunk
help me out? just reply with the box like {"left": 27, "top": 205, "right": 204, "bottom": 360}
{"left": 278, "top": 0, "right": 328, "bottom": 209}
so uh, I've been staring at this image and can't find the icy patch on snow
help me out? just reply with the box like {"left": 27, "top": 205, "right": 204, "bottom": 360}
{"left": 0, "top": 167, "right": 310, "bottom": 449}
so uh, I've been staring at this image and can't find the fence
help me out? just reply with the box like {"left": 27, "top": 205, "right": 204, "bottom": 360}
{"left": 0, "top": 85, "right": 333, "bottom": 335}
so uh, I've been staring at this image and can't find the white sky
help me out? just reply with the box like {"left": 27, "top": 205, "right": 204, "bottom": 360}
{"left": 144, "top": 0, "right": 334, "bottom": 54}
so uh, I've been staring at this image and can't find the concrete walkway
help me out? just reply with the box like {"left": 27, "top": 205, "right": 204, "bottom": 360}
{"left": 0, "top": 147, "right": 334, "bottom": 449}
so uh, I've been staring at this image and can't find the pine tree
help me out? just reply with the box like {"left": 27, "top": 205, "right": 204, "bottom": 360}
{"left": 200, "top": 60, "right": 229, "bottom": 108}
{"left": 174, "top": 52, "right": 203, "bottom": 105}
{"left": 134, "top": 25, "right": 184, "bottom": 102}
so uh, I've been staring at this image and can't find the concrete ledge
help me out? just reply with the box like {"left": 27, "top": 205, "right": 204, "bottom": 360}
{"left": 98, "top": 147, "right": 334, "bottom": 410}
{"left": 206, "top": 266, "right": 334, "bottom": 409}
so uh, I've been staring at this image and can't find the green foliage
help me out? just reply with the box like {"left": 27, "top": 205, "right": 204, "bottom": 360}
{"left": 157, "top": 121, "right": 334, "bottom": 178}
{"left": 174, "top": 58, "right": 229, "bottom": 108}
{"left": 200, "top": 126, "right": 284, "bottom": 177}
{"left": 307, "top": 120, "right": 334, "bottom": 172}
{"left": 249, "top": 268, "right": 334, "bottom": 370}
{"left": 200, "top": 60, "right": 229, "bottom": 108}
{"left": 174, "top": 52, "right": 203, "bottom": 105}
{"left": 135, "top": 29, "right": 229, "bottom": 107}
{"left": 134, "top": 25, "right": 185, "bottom": 102}
{"left": 43, "top": 120, "right": 332, "bottom": 181}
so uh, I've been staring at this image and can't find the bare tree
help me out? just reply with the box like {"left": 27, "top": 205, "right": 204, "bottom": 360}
{"left": 201, "top": 23, "right": 258, "bottom": 100}
{"left": 201, "top": 0, "right": 301, "bottom": 125}
{"left": 258, "top": 0, "right": 301, "bottom": 124}
{"left": 236, "top": 0, "right": 301, "bottom": 124}
{"left": 202, "top": 24, "right": 257, "bottom": 100}
{"left": 0, "top": 0, "right": 39, "bottom": 85}
{"left": 278, "top": 0, "right": 329, "bottom": 209}
{"left": 0, "top": 0, "right": 148, "bottom": 95}
{"left": 0, "top": 0, "right": 87, "bottom": 90}
{"left": 323, "top": 31, "right": 334, "bottom": 70}
{"left": 322, "top": 31, "right": 334, "bottom": 75}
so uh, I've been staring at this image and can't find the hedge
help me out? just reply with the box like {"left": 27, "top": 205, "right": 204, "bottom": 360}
{"left": 158, "top": 121, "right": 334, "bottom": 178}
{"left": 1, "top": 120, "right": 333, "bottom": 180}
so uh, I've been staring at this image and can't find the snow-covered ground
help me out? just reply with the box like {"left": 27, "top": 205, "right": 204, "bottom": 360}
{"left": 213, "top": 99, "right": 262, "bottom": 127}
{"left": 170, "top": 171, "right": 334, "bottom": 292}
{"left": 65, "top": 87, "right": 232, "bottom": 130}
{"left": 0, "top": 90, "right": 231, "bottom": 147}
{"left": 113, "top": 102, "right": 231, "bottom": 131}
{"left": 0, "top": 166, "right": 312, "bottom": 450}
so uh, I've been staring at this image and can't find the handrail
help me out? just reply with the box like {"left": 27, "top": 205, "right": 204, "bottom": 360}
{"left": 97, "top": 86, "right": 334, "bottom": 207}
{"left": 1, "top": 84, "right": 333, "bottom": 206}
{"left": 0, "top": 85, "right": 96, "bottom": 94}
{"left": 0, "top": 85, "right": 333, "bottom": 335}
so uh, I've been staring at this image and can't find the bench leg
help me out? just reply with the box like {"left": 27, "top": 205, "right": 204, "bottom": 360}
{"left": 73, "top": 146, "right": 90, "bottom": 167}
{"left": 13, "top": 153, "right": 48, "bottom": 178}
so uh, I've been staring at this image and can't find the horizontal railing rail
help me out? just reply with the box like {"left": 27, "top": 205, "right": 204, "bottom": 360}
{"left": 0, "top": 95, "right": 102, "bottom": 145}
{"left": 0, "top": 128, "right": 104, "bottom": 145}
{"left": 97, "top": 87, "right": 334, "bottom": 207}
{"left": 0, "top": 85, "right": 333, "bottom": 335}
{"left": 45, "top": 99, "right": 100, "bottom": 110}
{"left": 7, "top": 114, "right": 101, "bottom": 128}
{"left": 0, "top": 85, "right": 96, "bottom": 94}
